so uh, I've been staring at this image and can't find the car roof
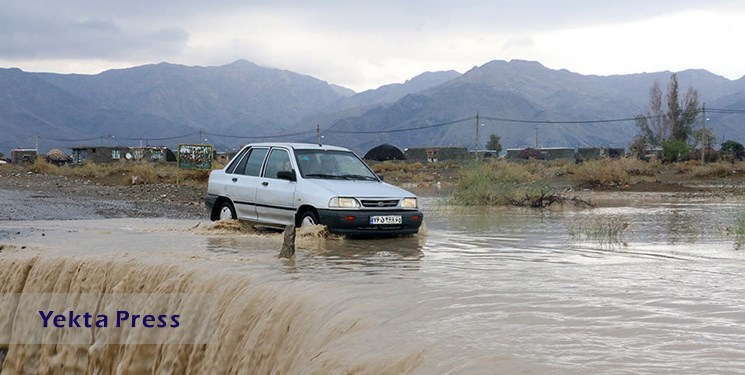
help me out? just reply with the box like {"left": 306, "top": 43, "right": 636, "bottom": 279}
{"left": 246, "top": 142, "right": 351, "bottom": 152}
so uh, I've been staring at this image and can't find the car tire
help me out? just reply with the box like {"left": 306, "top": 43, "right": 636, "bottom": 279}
{"left": 218, "top": 201, "right": 237, "bottom": 220}
{"left": 299, "top": 210, "right": 320, "bottom": 227}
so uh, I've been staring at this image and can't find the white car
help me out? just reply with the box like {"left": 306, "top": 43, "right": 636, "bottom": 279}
{"left": 205, "top": 143, "right": 423, "bottom": 235}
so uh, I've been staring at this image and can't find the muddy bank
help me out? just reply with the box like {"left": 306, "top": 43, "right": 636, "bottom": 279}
{"left": 0, "top": 172, "right": 204, "bottom": 220}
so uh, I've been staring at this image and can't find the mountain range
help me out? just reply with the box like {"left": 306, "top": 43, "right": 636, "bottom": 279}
{"left": 1, "top": 59, "right": 744, "bottom": 157}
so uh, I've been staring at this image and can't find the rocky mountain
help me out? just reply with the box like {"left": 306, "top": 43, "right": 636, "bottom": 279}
{"left": 2, "top": 59, "right": 744, "bottom": 157}
{"left": 315, "top": 60, "right": 745, "bottom": 153}
{"left": 37, "top": 60, "right": 353, "bottom": 136}
{"left": 1, "top": 60, "right": 354, "bottom": 155}
{"left": 0, "top": 67, "right": 194, "bottom": 153}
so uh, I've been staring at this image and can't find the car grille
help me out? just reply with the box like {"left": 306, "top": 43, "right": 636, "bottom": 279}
{"left": 360, "top": 199, "right": 399, "bottom": 208}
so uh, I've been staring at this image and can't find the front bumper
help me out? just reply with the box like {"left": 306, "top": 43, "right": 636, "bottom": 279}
{"left": 317, "top": 209, "right": 423, "bottom": 236}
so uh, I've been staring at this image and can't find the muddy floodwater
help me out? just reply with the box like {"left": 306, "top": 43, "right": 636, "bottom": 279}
{"left": 1, "top": 192, "right": 744, "bottom": 374}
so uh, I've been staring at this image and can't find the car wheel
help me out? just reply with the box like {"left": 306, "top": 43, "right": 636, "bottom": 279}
{"left": 299, "top": 210, "right": 320, "bottom": 227}
{"left": 218, "top": 201, "right": 237, "bottom": 220}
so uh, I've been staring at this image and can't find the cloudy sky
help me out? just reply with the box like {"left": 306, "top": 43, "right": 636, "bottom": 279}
{"left": 1, "top": 1, "right": 744, "bottom": 91}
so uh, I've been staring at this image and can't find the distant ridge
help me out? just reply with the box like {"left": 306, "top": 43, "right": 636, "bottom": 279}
{"left": 1, "top": 59, "right": 744, "bottom": 155}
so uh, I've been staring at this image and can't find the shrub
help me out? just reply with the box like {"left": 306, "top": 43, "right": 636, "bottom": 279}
{"left": 721, "top": 140, "right": 745, "bottom": 162}
{"left": 452, "top": 161, "right": 547, "bottom": 205}
{"left": 568, "top": 159, "right": 629, "bottom": 188}
{"left": 662, "top": 140, "right": 692, "bottom": 163}
{"left": 68, "top": 161, "right": 110, "bottom": 179}
{"left": 28, "top": 157, "right": 57, "bottom": 174}
{"left": 692, "top": 161, "right": 732, "bottom": 178}
{"left": 616, "top": 157, "right": 655, "bottom": 176}
{"left": 128, "top": 163, "right": 159, "bottom": 184}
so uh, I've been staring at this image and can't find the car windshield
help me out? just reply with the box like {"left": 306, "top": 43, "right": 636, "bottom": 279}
{"left": 295, "top": 150, "right": 378, "bottom": 181}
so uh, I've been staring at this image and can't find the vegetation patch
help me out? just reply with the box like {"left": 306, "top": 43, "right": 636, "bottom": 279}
{"left": 568, "top": 216, "right": 630, "bottom": 246}
{"left": 452, "top": 160, "right": 589, "bottom": 207}
{"left": 568, "top": 159, "right": 630, "bottom": 188}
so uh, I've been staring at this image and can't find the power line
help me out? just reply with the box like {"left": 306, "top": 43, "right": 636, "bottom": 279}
{"left": 706, "top": 108, "right": 745, "bottom": 114}
{"left": 481, "top": 115, "right": 641, "bottom": 125}
{"left": 204, "top": 129, "right": 317, "bottom": 139}
{"left": 326, "top": 116, "right": 476, "bottom": 134}
{"left": 4, "top": 106, "right": 745, "bottom": 150}
{"left": 39, "top": 136, "right": 104, "bottom": 142}
{"left": 115, "top": 133, "right": 201, "bottom": 141}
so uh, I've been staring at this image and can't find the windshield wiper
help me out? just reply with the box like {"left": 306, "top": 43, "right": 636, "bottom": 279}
{"left": 304, "top": 173, "right": 346, "bottom": 179}
{"left": 339, "top": 174, "right": 378, "bottom": 181}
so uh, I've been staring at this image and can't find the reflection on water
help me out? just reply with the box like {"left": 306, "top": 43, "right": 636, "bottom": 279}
{"left": 1, "top": 195, "right": 744, "bottom": 374}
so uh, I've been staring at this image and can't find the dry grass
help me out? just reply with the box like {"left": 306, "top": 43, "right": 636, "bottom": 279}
{"left": 567, "top": 159, "right": 630, "bottom": 188}
{"left": 368, "top": 160, "right": 459, "bottom": 185}
{"left": 452, "top": 160, "right": 552, "bottom": 206}
{"left": 27, "top": 157, "right": 58, "bottom": 174}
{"left": 19, "top": 158, "right": 216, "bottom": 186}
{"left": 128, "top": 163, "right": 159, "bottom": 184}
{"left": 692, "top": 161, "right": 734, "bottom": 178}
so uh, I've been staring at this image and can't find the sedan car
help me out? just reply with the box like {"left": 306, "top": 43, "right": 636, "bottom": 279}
{"left": 204, "top": 143, "right": 423, "bottom": 235}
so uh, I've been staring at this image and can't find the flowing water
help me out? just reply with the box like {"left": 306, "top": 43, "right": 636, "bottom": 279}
{"left": 0, "top": 192, "right": 744, "bottom": 374}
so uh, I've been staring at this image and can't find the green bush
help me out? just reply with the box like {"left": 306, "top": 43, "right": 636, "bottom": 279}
{"left": 662, "top": 140, "right": 692, "bottom": 163}
{"left": 721, "top": 140, "right": 745, "bottom": 162}
{"left": 452, "top": 161, "right": 548, "bottom": 205}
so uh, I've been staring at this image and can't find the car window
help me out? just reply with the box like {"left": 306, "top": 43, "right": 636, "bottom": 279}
{"left": 225, "top": 148, "right": 249, "bottom": 174}
{"left": 241, "top": 148, "right": 268, "bottom": 176}
{"left": 295, "top": 150, "right": 378, "bottom": 180}
{"left": 263, "top": 149, "right": 291, "bottom": 179}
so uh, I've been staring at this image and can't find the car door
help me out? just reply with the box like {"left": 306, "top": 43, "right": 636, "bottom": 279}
{"left": 255, "top": 148, "right": 297, "bottom": 225}
{"left": 225, "top": 147, "right": 268, "bottom": 221}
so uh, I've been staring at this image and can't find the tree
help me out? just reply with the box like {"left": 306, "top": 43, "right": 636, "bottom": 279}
{"left": 486, "top": 134, "right": 502, "bottom": 154}
{"left": 720, "top": 140, "right": 745, "bottom": 162}
{"left": 629, "top": 135, "right": 648, "bottom": 160}
{"left": 634, "top": 74, "right": 700, "bottom": 149}
{"left": 661, "top": 140, "right": 691, "bottom": 163}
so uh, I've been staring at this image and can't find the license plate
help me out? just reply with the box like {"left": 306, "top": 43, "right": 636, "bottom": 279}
{"left": 369, "top": 215, "right": 402, "bottom": 225}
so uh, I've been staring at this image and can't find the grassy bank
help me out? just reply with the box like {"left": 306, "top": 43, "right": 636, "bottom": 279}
{"left": 4, "top": 157, "right": 220, "bottom": 187}
{"left": 3, "top": 157, "right": 743, "bottom": 208}
{"left": 452, "top": 158, "right": 745, "bottom": 206}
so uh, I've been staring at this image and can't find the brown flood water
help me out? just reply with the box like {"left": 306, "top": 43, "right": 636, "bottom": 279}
{"left": 0, "top": 193, "right": 744, "bottom": 374}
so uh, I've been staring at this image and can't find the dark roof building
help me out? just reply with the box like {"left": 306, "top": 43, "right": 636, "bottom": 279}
{"left": 364, "top": 144, "right": 406, "bottom": 161}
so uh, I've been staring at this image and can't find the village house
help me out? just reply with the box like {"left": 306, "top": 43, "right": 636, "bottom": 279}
{"left": 11, "top": 149, "right": 38, "bottom": 164}
{"left": 404, "top": 146, "right": 469, "bottom": 162}
{"left": 506, "top": 147, "right": 625, "bottom": 161}
{"left": 71, "top": 146, "right": 176, "bottom": 164}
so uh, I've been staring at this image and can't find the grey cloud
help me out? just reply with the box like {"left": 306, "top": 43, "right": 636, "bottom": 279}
{"left": 0, "top": 5, "right": 188, "bottom": 60}
{"left": 1, "top": 0, "right": 742, "bottom": 73}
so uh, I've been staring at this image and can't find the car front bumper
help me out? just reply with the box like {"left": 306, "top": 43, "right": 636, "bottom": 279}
{"left": 317, "top": 209, "right": 423, "bottom": 236}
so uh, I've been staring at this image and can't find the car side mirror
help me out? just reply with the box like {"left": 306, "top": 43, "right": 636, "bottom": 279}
{"left": 277, "top": 170, "right": 296, "bottom": 181}
{"left": 377, "top": 174, "right": 384, "bottom": 181}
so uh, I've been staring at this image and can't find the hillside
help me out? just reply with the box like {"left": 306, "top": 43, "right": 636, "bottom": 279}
{"left": 315, "top": 60, "right": 745, "bottom": 153}
{"left": 2, "top": 59, "right": 745, "bottom": 157}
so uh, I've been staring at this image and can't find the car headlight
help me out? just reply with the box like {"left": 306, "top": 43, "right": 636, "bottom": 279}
{"left": 401, "top": 197, "right": 417, "bottom": 209}
{"left": 328, "top": 197, "right": 361, "bottom": 208}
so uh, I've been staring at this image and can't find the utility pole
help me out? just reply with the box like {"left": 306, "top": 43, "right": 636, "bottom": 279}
{"left": 35, "top": 134, "right": 39, "bottom": 151}
{"left": 199, "top": 129, "right": 204, "bottom": 144}
{"left": 535, "top": 127, "right": 539, "bottom": 149}
{"left": 475, "top": 111, "right": 480, "bottom": 159}
{"left": 701, "top": 103, "right": 706, "bottom": 163}
{"left": 316, "top": 124, "right": 321, "bottom": 145}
